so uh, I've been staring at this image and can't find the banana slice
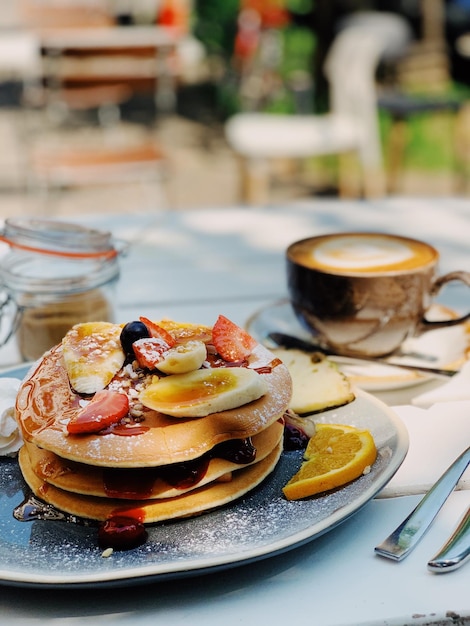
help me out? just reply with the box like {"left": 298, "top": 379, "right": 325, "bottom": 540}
{"left": 62, "top": 322, "right": 125, "bottom": 394}
{"left": 139, "top": 367, "right": 267, "bottom": 418}
{"left": 157, "top": 339, "right": 207, "bottom": 374}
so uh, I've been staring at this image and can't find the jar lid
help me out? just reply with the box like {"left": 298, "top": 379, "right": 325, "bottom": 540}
{"left": 0, "top": 218, "right": 121, "bottom": 259}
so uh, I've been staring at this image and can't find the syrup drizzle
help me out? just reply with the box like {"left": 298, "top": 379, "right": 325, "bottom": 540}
{"left": 14, "top": 493, "right": 93, "bottom": 525}
{"left": 157, "top": 457, "right": 211, "bottom": 490}
{"left": 103, "top": 467, "right": 158, "bottom": 498}
{"left": 14, "top": 493, "right": 147, "bottom": 551}
{"left": 98, "top": 512, "right": 148, "bottom": 550}
{"left": 101, "top": 437, "right": 256, "bottom": 498}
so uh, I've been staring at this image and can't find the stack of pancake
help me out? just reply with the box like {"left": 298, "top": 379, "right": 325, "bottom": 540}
{"left": 15, "top": 319, "right": 292, "bottom": 524}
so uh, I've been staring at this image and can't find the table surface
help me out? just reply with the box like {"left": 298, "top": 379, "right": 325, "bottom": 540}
{"left": 1, "top": 197, "right": 469, "bottom": 626}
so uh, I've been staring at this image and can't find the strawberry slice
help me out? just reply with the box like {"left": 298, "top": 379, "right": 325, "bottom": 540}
{"left": 212, "top": 315, "right": 257, "bottom": 362}
{"left": 139, "top": 317, "right": 176, "bottom": 347}
{"left": 132, "top": 337, "right": 170, "bottom": 370}
{"left": 67, "top": 390, "right": 129, "bottom": 435}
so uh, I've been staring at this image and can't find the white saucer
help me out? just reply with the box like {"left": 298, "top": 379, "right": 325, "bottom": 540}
{"left": 245, "top": 299, "right": 470, "bottom": 391}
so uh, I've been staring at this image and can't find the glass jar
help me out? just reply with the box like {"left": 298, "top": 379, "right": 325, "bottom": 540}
{"left": 0, "top": 217, "right": 125, "bottom": 362}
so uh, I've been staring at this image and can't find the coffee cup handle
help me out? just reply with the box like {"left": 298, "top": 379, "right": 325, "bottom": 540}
{"left": 419, "top": 271, "right": 470, "bottom": 332}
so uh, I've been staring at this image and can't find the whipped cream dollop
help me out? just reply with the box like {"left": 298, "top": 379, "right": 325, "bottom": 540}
{"left": 0, "top": 378, "right": 22, "bottom": 456}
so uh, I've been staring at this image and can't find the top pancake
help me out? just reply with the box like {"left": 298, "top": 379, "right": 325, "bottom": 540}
{"left": 15, "top": 339, "right": 291, "bottom": 468}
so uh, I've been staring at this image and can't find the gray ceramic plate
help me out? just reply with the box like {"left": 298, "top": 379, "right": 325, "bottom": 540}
{"left": 0, "top": 366, "right": 408, "bottom": 588}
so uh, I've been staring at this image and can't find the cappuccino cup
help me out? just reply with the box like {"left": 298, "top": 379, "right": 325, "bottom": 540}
{"left": 286, "top": 232, "right": 470, "bottom": 357}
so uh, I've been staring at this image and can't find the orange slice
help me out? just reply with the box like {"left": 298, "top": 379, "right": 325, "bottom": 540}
{"left": 283, "top": 423, "right": 377, "bottom": 500}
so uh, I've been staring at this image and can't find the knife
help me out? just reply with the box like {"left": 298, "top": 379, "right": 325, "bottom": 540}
{"left": 427, "top": 506, "right": 470, "bottom": 573}
{"left": 374, "top": 446, "right": 470, "bottom": 561}
{"left": 267, "top": 332, "right": 458, "bottom": 378}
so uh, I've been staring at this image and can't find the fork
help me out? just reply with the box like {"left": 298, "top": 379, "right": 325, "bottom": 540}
{"left": 428, "top": 505, "right": 470, "bottom": 573}
{"left": 375, "top": 446, "right": 470, "bottom": 561}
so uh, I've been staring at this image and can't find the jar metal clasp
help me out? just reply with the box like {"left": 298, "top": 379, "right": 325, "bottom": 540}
{"left": 0, "top": 290, "right": 23, "bottom": 349}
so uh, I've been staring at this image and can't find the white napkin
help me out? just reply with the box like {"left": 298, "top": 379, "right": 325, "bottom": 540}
{"left": 411, "top": 360, "right": 470, "bottom": 408}
{"left": 377, "top": 400, "right": 470, "bottom": 497}
{"left": 0, "top": 377, "right": 22, "bottom": 456}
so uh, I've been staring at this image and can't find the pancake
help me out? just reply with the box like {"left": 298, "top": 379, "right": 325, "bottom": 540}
{"left": 22, "top": 419, "right": 284, "bottom": 499}
{"left": 18, "top": 442, "right": 283, "bottom": 523}
{"left": 16, "top": 340, "right": 291, "bottom": 468}
{"left": 15, "top": 316, "right": 292, "bottom": 528}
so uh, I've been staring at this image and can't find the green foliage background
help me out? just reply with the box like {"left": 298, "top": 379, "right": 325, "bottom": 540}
{"left": 192, "top": 0, "right": 468, "bottom": 173}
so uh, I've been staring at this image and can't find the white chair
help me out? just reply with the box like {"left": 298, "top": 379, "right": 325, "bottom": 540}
{"left": 225, "top": 21, "right": 408, "bottom": 205}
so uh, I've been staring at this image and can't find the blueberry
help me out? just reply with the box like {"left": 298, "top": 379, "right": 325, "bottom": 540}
{"left": 120, "top": 321, "right": 150, "bottom": 357}
{"left": 283, "top": 424, "right": 309, "bottom": 451}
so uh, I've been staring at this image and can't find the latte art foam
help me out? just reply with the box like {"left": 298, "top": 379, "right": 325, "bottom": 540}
{"left": 312, "top": 237, "right": 414, "bottom": 270}
{"left": 289, "top": 233, "right": 437, "bottom": 274}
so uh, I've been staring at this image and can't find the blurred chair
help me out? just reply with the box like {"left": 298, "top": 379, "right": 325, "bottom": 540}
{"left": 21, "top": 1, "right": 178, "bottom": 122}
{"left": 377, "top": 90, "right": 465, "bottom": 193}
{"left": 26, "top": 134, "right": 171, "bottom": 212}
{"left": 17, "top": 1, "right": 176, "bottom": 211}
{"left": 342, "top": 9, "right": 467, "bottom": 193}
{"left": 225, "top": 22, "right": 408, "bottom": 205}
